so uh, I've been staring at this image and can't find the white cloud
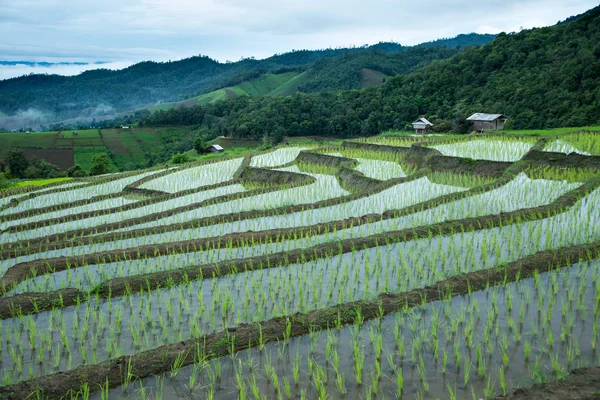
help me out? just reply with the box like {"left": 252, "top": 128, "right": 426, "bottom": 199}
{"left": 0, "top": 0, "right": 596, "bottom": 80}
{"left": 0, "top": 61, "right": 134, "bottom": 80}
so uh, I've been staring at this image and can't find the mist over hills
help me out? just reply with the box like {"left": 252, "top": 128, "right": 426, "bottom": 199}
{"left": 0, "top": 34, "right": 494, "bottom": 128}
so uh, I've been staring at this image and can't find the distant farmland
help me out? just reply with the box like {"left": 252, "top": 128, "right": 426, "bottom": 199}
{"left": 0, "top": 128, "right": 186, "bottom": 173}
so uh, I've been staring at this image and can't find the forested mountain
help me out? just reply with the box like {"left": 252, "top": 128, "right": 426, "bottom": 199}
{"left": 296, "top": 46, "right": 458, "bottom": 93}
{"left": 139, "top": 6, "right": 600, "bottom": 141}
{"left": 0, "top": 34, "right": 494, "bottom": 123}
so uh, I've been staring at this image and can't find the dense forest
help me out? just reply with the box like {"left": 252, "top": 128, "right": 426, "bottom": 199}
{"left": 0, "top": 34, "right": 493, "bottom": 122}
{"left": 296, "top": 46, "right": 458, "bottom": 93}
{"left": 139, "top": 6, "right": 600, "bottom": 141}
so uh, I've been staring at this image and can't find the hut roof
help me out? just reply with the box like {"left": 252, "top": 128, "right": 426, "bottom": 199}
{"left": 412, "top": 117, "right": 433, "bottom": 125}
{"left": 466, "top": 113, "right": 508, "bottom": 122}
{"left": 210, "top": 144, "right": 224, "bottom": 151}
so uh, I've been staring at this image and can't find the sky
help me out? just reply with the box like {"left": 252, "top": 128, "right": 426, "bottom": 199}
{"left": 0, "top": 0, "right": 597, "bottom": 80}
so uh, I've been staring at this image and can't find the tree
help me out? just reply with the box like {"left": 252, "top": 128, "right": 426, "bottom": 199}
{"left": 24, "top": 157, "right": 61, "bottom": 179}
{"left": 67, "top": 164, "right": 86, "bottom": 178}
{"left": 89, "top": 153, "right": 111, "bottom": 176}
{"left": 193, "top": 137, "right": 210, "bottom": 154}
{"left": 7, "top": 149, "right": 29, "bottom": 178}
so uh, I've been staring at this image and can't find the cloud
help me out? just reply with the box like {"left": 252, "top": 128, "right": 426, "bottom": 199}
{"left": 0, "top": 61, "right": 134, "bottom": 80}
{"left": 0, "top": 43, "right": 177, "bottom": 63}
{"left": 0, "top": 108, "right": 51, "bottom": 130}
{"left": 0, "top": 0, "right": 596, "bottom": 80}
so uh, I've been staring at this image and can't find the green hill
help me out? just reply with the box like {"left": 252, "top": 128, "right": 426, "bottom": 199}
{"left": 140, "top": 5, "right": 600, "bottom": 138}
{"left": 143, "top": 44, "right": 460, "bottom": 114}
{"left": 0, "top": 34, "right": 495, "bottom": 125}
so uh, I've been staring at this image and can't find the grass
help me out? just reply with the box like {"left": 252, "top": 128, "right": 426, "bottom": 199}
{"left": 60, "top": 130, "right": 101, "bottom": 138}
{"left": 377, "top": 129, "right": 463, "bottom": 139}
{"left": 550, "top": 131, "right": 600, "bottom": 155}
{"left": 502, "top": 126, "right": 600, "bottom": 136}
{"left": 74, "top": 147, "right": 118, "bottom": 173}
{"left": 0, "top": 177, "right": 74, "bottom": 191}
{"left": 235, "top": 72, "right": 299, "bottom": 96}
{"left": 100, "top": 129, "right": 149, "bottom": 170}
{"left": 180, "top": 147, "right": 257, "bottom": 164}
{"left": 148, "top": 72, "right": 302, "bottom": 112}
{"left": 270, "top": 72, "right": 308, "bottom": 96}
{"left": 195, "top": 90, "right": 230, "bottom": 106}
{"left": 283, "top": 137, "right": 344, "bottom": 146}
{"left": 14, "top": 177, "right": 73, "bottom": 187}
{"left": 379, "top": 125, "right": 600, "bottom": 138}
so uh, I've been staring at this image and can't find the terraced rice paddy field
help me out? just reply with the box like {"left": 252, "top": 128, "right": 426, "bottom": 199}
{"left": 0, "top": 131, "right": 600, "bottom": 399}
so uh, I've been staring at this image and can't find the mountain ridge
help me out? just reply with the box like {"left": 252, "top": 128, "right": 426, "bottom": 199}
{"left": 0, "top": 33, "right": 495, "bottom": 127}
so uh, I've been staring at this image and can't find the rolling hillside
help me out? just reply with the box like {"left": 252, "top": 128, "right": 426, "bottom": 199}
{"left": 139, "top": 45, "right": 458, "bottom": 114}
{"left": 0, "top": 34, "right": 495, "bottom": 126}
{"left": 269, "top": 72, "right": 309, "bottom": 96}
{"left": 141, "top": 6, "right": 600, "bottom": 139}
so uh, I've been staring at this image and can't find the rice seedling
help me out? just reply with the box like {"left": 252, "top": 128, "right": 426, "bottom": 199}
{"left": 428, "top": 136, "right": 538, "bottom": 161}
{"left": 100, "top": 258, "right": 599, "bottom": 399}
{"left": 1, "top": 135, "right": 599, "bottom": 400}
{"left": 140, "top": 157, "right": 244, "bottom": 193}
{"left": 249, "top": 147, "right": 308, "bottom": 167}
{"left": 543, "top": 131, "right": 600, "bottom": 156}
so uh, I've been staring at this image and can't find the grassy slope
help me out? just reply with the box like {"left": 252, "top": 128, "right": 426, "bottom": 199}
{"left": 270, "top": 72, "right": 308, "bottom": 96}
{"left": 148, "top": 72, "right": 302, "bottom": 112}
{"left": 235, "top": 72, "right": 299, "bottom": 96}
{"left": 360, "top": 68, "right": 388, "bottom": 88}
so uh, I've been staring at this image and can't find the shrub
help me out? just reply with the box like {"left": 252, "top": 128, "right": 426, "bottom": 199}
{"left": 0, "top": 172, "right": 10, "bottom": 189}
{"left": 171, "top": 153, "right": 190, "bottom": 164}
{"left": 193, "top": 138, "right": 211, "bottom": 155}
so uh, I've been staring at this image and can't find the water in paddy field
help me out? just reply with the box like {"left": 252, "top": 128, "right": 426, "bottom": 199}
{"left": 1, "top": 186, "right": 599, "bottom": 384}
{"left": 92, "top": 259, "right": 600, "bottom": 400}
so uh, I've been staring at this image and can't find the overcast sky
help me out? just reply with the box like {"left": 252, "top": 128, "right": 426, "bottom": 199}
{"left": 0, "top": 0, "right": 597, "bottom": 79}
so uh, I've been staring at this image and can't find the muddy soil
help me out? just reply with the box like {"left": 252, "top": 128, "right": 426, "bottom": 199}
{"left": 495, "top": 366, "right": 600, "bottom": 400}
